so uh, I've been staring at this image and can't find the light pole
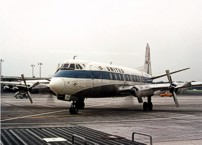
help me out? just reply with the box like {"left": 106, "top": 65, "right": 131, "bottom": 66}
{"left": 0, "top": 59, "right": 4, "bottom": 78}
{"left": 31, "top": 64, "right": 35, "bottom": 78}
{"left": 73, "top": 55, "right": 77, "bottom": 60}
{"left": 38, "top": 63, "right": 43, "bottom": 78}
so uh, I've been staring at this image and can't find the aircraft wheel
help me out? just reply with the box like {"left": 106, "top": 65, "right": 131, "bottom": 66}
{"left": 69, "top": 107, "right": 78, "bottom": 114}
{"left": 19, "top": 95, "right": 24, "bottom": 99}
{"left": 69, "top": 102, "right": 79, "bottom": 114}
{"left": 148, "top": 102, "right": 153, "bottom": 111}
{"left": 143, "top": 102, "right": 148, "bottom": 111}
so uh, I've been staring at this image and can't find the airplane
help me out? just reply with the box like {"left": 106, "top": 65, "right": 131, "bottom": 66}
{"left": 47, "top": 44, "right": 202, "bottom": 114}
{"left": 2, "top": 44, "right": 201, "bottom": 114}
{"left": 1, "top": 77, "right": 50, "bottom": 102}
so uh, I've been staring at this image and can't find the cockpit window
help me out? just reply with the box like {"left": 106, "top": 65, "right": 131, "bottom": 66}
{"left": 60, "top": 63, "right": 83, "bottom": 70}
{"left": 76, "top": 64, "right": 83, "bottom": 69}
{"left": 69, "top": 64, "right": 75, "bottom": 69}
{"left": 63, "top": 63, "right": 69, "bottom": 68}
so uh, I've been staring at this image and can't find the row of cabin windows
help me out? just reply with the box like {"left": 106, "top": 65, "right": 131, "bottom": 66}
{"left": 84, "top": 71, "right": 148, "bottom": 82}
{"left": 109, "top": 73, "right": 144, "bottom": 82}
{"left": 55, "top": 70, "right": 151, "bottom": 83}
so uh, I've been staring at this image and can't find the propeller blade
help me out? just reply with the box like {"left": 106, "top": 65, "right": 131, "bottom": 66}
{"left": 49, "top": 90, "right": 57, "bottom": 96}
{"left": 30, "top": 82, "right": 40, "bottom": 89}
{"left": 166, "top": 70, "right": 172, "bottom": 84}
{"left": 47, "top": 93, "right": 55, "bottom": 102}
{"left": 14, "top": 91, "right": 20, "bottom": 98}
{"left": 21, "top": 74, "right": 27, "bottom": 86}
{"left": 166, "top": 70, "right": 180, "bottom": 107}
{"left": 27, "top": 91, "right": 33, "bottom": 104}
{"left": 172, "top": 91, "right": 179, "bottom": 107}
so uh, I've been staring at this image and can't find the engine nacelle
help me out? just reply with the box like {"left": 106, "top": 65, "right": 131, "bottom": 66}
{"left": 132, "top": 85, "right": 154, "bottom": 97}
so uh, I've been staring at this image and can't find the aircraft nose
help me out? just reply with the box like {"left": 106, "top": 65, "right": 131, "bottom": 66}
{"left": 49, "top": 78, "right": 65, "bottom": 94}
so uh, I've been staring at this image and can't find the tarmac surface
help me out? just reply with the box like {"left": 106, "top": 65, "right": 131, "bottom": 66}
{"left": 1, "top": 93, "right": 202, "bottom": 144}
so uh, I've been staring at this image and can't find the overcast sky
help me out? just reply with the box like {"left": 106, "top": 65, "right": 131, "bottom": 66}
{"left": 0, "top": 0, "right": 202, "bottom": 81}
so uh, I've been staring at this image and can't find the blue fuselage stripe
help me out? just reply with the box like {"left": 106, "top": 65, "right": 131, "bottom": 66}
{"left": 54, "top": 70, "right": 153, "bottom": 83}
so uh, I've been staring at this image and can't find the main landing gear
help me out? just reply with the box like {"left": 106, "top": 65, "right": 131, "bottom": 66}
{"left": 75, "top": 100, "right": 85, "bottom": 110}
{"left": 143, "top": 96, "right": 153, "bottom": 111}
{"left": 69, "top": 99, "right": 85, "bottom": 114}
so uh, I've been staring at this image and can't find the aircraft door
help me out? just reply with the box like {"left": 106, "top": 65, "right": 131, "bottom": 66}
{"left": 89, "top": 65, "right": 103, "bottom": 88}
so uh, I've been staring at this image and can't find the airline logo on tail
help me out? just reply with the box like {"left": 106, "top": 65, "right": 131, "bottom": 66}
{"left": 144, "top": 43, "right": 152, "bottom": 75}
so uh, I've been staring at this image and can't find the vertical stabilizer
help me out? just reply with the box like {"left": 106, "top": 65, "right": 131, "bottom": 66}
{"left": 144, "top": 43, "right": 152, "bottom": 75}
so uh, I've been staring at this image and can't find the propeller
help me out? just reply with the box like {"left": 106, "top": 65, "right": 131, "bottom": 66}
{"left": 166, "top": 70, "right": 179, "bottom": 107}
{"left": 15, "top": 74, "right": 40, "bottom": 104}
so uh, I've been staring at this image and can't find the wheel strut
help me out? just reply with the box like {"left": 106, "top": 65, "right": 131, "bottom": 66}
{"left": 69, "top": 101, "right": 79, "bottom": 114}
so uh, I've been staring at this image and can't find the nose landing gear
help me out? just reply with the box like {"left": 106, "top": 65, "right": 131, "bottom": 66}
{"left": 69, "top": 101, "right": 78, "bottom": 114}
{"left": 69, "top": 99, "right": 85, "bottom": 114}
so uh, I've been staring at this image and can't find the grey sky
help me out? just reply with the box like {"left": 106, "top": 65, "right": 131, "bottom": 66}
{"left": 0, "top": 0, "right": 202, "bottom": 81}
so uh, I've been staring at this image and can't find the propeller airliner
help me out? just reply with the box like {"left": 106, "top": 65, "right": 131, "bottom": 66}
{"left": 48, "top": 44, "right": 201, "bottom": 114}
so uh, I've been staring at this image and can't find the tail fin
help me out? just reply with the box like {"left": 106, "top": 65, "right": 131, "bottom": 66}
{"left": 144, "top": 43, "right": 152, "bottom": 75}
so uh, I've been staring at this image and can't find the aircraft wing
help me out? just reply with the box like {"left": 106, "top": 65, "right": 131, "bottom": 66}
{"left": 118, "top": 81, "right": 202, "bottom": 96}
{"left": 144, "top": 81, "right": 202, "bottom": 92}
{"left": 0, "top": 81, "right": 23, "bottom": 86}
{"left": 0, "top": 81, "right": 29, "bottom": 90}
{"left": 191, "top": 81, "right": 202, "bottom": 87}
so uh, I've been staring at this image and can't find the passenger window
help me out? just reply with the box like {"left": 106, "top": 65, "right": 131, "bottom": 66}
{"left": 114, "top": 74, "right": 117, "bottom": 80}
{"left": 117, "top": 74, "right": 120, "bottom": 80}
{"left": 129, "top": 75, "right": 132, "bottom": 81}
{"left": 109, "top": 73, "right": 112, "bottom": 79}
{"left": 120, "top": 74, "right": 124, "bottom": 80}
{"left": 140, "top": 77, "right": 143, "bottom": 82}
{"left": 131, "top": 75, "right": 134, "bottom": 82}
{"left": 125, "top": 75, "right": 129, "bottom": 81}
{"left": 137, "top": 76, "right": 140, "bottom": 82}
{"left": 133, "top": 76, "right": 136, "bottom": 82}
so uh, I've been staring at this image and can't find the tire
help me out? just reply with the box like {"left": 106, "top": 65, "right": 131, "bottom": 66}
{"left": 143, "top": 102, "right": 148, "bottom": 111}
{"left": 69, "top": 107, "right": 79, "bottom": 114}
{"left": 148, "top": 102, "right": 153, "bottom": 111}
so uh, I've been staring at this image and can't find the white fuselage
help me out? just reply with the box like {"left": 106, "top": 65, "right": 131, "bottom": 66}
{"left": 49, "top": 60, "right": 152, "bottom": 98}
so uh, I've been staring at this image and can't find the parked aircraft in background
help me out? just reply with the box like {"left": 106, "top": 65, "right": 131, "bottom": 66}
{"left": 1, "top": 77, "right": 50, "bottom": 103}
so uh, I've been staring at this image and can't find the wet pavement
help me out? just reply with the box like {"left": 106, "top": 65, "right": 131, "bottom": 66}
{"left": 1, "top": 93, "right": 202, "bottom": 144}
